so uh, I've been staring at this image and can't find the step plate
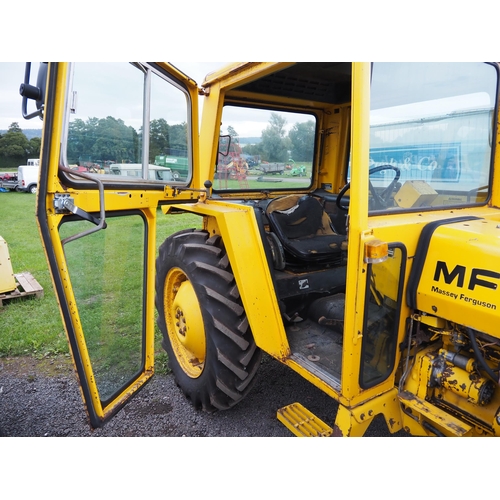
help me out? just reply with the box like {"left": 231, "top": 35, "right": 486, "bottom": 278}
{"left": 277, "top": 402, "right": 333, "bottom": 437}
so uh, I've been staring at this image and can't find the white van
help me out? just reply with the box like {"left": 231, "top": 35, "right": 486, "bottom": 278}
{"left": 109, "top": 163, "right": 173, "bottom": 182}
{"left": 17, "top": 165, "right": 39, "bottom": 194}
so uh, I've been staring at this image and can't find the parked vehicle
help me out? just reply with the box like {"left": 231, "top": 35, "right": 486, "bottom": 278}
{"left": 109, "top": 163, "right": 173, "bottom": 181}
{"left": 259, "top": 162, "right": 286, "bottom": 175}
{"left": 17, "top": 165, "right": 39, "bottom": 194}
{"left": 0, "top": 159, "right": 39, "bottom": 193}
{"left": 155, "top": 151, "right": 188, "bottom": 180}
{"left": 0, "top": 172, "right": 19, "bottom": 191}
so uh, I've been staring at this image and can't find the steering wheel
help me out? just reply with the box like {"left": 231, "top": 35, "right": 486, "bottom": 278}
{"left": 336, "top": 164, "right": 401, "bottom": 211}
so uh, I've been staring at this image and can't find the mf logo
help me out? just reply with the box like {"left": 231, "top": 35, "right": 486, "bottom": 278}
{"left": 298, "top": 279, "right": 310, "bottom": 290}
{"left": 434, "top": 261, "right": 500, "bottom": 291}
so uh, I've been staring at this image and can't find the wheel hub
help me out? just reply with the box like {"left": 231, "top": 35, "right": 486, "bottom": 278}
{"left": 164, "top": 268, "right": 206, "bottom": 378}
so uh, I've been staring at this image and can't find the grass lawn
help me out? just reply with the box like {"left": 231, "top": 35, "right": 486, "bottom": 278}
{"left": 0, "top": 191, "right": 200, "bottom": 368}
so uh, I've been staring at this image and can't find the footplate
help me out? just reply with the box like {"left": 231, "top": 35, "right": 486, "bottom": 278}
{"left": 277, "top": 402, "right": 333, "bottom": 437}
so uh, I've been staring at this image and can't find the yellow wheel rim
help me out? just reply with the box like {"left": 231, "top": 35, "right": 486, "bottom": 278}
{"left": 164, "top": 267, "right": 206, "bottom": 378}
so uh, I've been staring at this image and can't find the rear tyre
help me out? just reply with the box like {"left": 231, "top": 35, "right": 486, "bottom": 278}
{"left": 155, "top": 229, "right": 262, "bottom": 412}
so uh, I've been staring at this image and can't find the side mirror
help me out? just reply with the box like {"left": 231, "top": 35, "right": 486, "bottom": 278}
{"left": 19, "top": 62, "right": 48, "bottom": 120}
{"left": 218, "top": 134, "right": 231, "bottom": 156}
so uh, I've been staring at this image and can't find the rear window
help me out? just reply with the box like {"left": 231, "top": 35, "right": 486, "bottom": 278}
{"left": 214, "top": 106, "right": 316, "bottom": 192}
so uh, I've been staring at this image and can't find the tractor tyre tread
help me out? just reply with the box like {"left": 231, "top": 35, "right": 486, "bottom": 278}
{"left": 155, "top": 228, "right": 262, "bottom": 413}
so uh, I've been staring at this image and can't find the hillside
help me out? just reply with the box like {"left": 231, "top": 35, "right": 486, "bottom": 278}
{"left": 0, "top": 128, "right": 42, "bottom": 140}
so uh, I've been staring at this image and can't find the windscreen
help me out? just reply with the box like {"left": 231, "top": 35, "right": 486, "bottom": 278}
{"left": 366, "top": 62, "right": 498, "bottom": 212}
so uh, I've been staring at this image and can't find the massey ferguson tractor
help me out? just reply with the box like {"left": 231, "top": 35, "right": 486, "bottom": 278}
{"left": 23, "top": 61, "right": 500, "bottom": 436}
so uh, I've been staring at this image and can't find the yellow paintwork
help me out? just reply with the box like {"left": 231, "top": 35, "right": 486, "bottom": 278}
{"left": 334, "top": 388, "right": 403, "bottom": 436}
{"left": 0, "top": 236, "right": 16, "bottom": 294}
{"left": 338, "top": 64, "right": 371, "bottom": 405}
{"left": 277, "top": 403, "right": 333, "bottom": 437}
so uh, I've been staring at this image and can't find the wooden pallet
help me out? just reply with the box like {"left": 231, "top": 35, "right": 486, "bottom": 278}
{"left": 0, "top": 272, "right": 44, "bottom": 307}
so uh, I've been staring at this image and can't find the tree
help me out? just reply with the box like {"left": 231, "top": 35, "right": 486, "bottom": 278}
{"left": 149, "top": 118, "right": 170, "bottom": 161}
{"left": 168, "top": 123, "right": 188, "bottom": 150}
{"left": 242, "top": 143, "right": 263, "bottom": 156}
{"left": 92, "top": 116, "right": 138, "bottom": 163}
{"left": 67, "top": 116, "right": 139, "bottom": 164}
{"left": 260, "top": 113, "right": 291, "bottom": 162}
{"left": 288, "top": 121, "right": 315, "bottom": 161}
{"left": 0, "top": 122, "right": 29, "bottom": 157}
{"left": 227, "top": 125, "right": 238, "bottom": 138}
{"left": 0, "top": 122, "right": 30, "bottom": 168}
{"left": 67, "top": 118, "right": 91, "bottom": 163}
{"left": 28, "top": 137, "right": 41, "bottom": 158}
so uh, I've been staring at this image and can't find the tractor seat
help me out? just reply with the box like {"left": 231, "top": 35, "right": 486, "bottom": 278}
{"left": 266, "top": 195, "right": 347, "bottom": 265}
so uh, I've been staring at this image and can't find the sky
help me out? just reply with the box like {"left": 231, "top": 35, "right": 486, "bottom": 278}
{"left": 0, "top": 62, "right": 228, "bottom": 131}
{"left": 0, "top": 3, "right": 496, "bottom": 134}
{"left": 0, "top": 61, "right": 313, "bottom": 138}
{"left": 4, "top": 61, "right": 500, "bottom": 137}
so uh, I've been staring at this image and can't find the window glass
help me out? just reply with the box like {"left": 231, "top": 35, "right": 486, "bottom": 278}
{"left": 65, "top": 62, "right": 190, "bottom": 184}
{"left": 360, "top": 245, "right": 405, "bottom": 388}
{"left": 366, "top": 63, "right": 497, "bottom": 212}
{"left": 60, "top": 214, "right": 145, "bottom": 403}
{"left": 214, "top": 106, "right": 315, "bottom": 191}
{"left": 150, "top": 70, "right": 190, "bottom": 182}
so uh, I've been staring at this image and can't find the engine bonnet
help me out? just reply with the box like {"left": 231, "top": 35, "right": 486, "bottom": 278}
{"left": 408, "top": 217, "right": 500, "bottom": 337}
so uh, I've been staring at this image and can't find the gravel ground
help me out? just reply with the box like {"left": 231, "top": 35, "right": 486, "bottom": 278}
{"left": 0, "top": 354, "right": 407, "bottom": 437}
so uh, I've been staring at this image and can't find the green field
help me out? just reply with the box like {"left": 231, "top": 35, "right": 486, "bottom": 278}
{"left": 0, "top": 192, "right": 200, "bottom": 374}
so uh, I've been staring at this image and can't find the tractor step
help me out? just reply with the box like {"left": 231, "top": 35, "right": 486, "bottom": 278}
{"left": 398, "top": 391, "right": 472, "bottom": 436}
{"left": 0, "top": 272, "right": 44, "bottom": 307}
{"left": 277, "top": 402, "right": 333, "bottom": 437}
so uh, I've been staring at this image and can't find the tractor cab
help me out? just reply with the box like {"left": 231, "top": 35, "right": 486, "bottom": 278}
{"left": 30, "top": 62, "right": 500, "bottom": 436}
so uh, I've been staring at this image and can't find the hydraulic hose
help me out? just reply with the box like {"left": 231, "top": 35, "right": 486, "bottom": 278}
{"left": 467, "top": 327, "right": 499, "bottom": 385}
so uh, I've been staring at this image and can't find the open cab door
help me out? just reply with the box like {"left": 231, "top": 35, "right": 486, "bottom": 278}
{"left": 29, "top": 62, "right": 200, "bottom": 428}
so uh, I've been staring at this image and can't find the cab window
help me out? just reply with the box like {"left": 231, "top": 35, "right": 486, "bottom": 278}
{"left": 353, "top": 62, "right": 498, "bottom": 213}
{"left": 214, "top": 105, "right": 316, "bottom": 191}
{"left": 63, "top": 62, "right": 191, "bottom": 185}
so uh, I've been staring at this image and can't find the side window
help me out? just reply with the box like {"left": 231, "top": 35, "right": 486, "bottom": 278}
{"left": 150, "top": 70, "right": 190, "bottom": 182}
{"left": 360, "top": 245, "right": 405, "bottom": 388}
{"left": 65, "top": 62, "right": 191, "bottom": 184}
{"left": 215, "top": 105, "right": 316, "bottom": 191}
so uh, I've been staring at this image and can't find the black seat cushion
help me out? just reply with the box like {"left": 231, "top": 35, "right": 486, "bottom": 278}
{"left": 267, "top": 195, "right": 346, "bottom": 264}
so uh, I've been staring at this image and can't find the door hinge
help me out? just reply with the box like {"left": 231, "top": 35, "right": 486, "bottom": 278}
{"left": 54, "top": 194, "right": 106, "bottom": 228}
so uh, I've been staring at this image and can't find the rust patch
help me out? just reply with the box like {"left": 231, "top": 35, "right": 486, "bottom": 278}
{"left": 332, "top": 425, "right": 344, "bottom": 437}
{"left": 399, "top": 390, "right": 417, "bottom": 402}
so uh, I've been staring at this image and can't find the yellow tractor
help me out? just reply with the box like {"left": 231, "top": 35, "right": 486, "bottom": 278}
{"left": 24, "top": 62, "right": 500, "bottom": 436}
